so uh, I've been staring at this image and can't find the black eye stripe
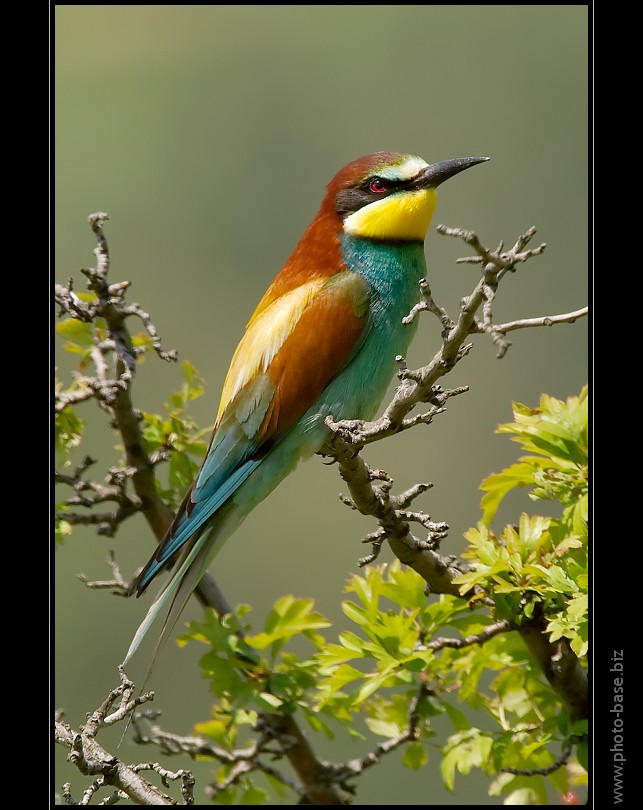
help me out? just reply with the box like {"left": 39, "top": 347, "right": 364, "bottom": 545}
{"left": 335, "top": 176, "right": 408, "bottom": 217}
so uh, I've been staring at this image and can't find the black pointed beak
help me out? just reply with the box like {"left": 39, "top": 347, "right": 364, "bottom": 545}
{"left": 413, "top": 156, "right": 489, "bottom": 189}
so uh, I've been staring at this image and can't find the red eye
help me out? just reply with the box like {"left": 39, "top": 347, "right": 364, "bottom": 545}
{"left": 370, "top": 178, "right": 387, "bottom": 193}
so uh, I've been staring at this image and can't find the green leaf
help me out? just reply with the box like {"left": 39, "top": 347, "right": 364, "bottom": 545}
{"left": 198, "top": 651, "right": 249, "bottom": 695}
{"left": 346, "top": 567, "right": 381, "bottom": 614}
{"left": 55, "top": 518, "right": 72, "bottom": 546}
{"left": 404, "top": 655, "right": 430, "bottom": 672}
{"left": 504, "top": 786, "right": 543, "bottom": 805}
{"left": 194, "top": 719, "right": 229, "bottom": 744}
{"left": 239, "top": 784, "right": 270, "bottom": 804}
{"left": 566, "top": 592, "right": 588, "bottom": 621}
{"left": 318, "top": 643, "right": 361, "bottom": 668}
{"left": 299, "top": 704, "right": 335, "bottom": 739}
{"left": 570, "top": 634, "right": 588, "bottom": 658}
{"left": 342, "top": 600, "right": 370, "bottom": 626}
{"left": 402, "top": 741, "right": 428, "bottom": 770}
{"left": 364, "top": 718, "right": 401, "bottom": 738}
{"left": 481, "top": 463, "right": 536, "bottom": 525}
{"left": 442, "top": 731, "right": 493, "bottom": 790}
{"left": 517, "top": 513, "right": 551, "bottom": 556}
{"left": 319, "top": 663, "right": 365, "bottom": 693}
{"left": 534, "top": 564, "right": 578, "bottom": 594}
{"left": 481, "top": 388, "right": 588, "bottom": 525}
{"left": 443, "top": 702, "right": 471, "bottom": 732}
{"left": 338, "top": 631, "right": 368, "bottom": 654}
{"left": 56, "top": 318, "right": 94, "bottom": 349}
{"left": 246, "top": 596, "right": 330, "bottom": 651}
{"left": 441, "top": 745, "right": 458, "bottom": 791}
{"left": 355, "top": 669, "right": 398, "bottom": 703}
{"left": 363, "top": 612, "right": 420, "bottom": 659}
{"left": 380, "top": 561, "right": 430, "bottom": 609}
{"left": 55, "top": 406, "right": 85, "bottom": 461}
{"left": 496, "top": 774, "right": 549, "bottom": 805}
{"left": 212, "top": 785, "right": 235, "bottom": 804}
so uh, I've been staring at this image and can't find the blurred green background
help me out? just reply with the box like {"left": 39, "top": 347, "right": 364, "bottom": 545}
{"left": 54, "top": 6, "right": 588, "bottom": 805}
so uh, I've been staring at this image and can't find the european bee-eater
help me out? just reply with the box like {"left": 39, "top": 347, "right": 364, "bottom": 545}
{"left": 124, "top": 151, "right": 488, "bottom": 673}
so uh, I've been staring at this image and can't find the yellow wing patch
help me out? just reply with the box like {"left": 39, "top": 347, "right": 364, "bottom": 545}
{"left": 343, "top": 187, "right": 438, "bottom": 242}
{"left": 216, "top": 278, "right": 327, "bottom": 424}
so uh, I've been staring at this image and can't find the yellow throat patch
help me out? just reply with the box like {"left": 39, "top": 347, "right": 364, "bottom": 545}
{"left": 343, "top": 187, "right": 437, "bottom": 242}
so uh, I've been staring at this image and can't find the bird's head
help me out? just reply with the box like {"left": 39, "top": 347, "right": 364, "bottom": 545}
{"left": 325, "top": 151, "right": 488, "bottom": 242}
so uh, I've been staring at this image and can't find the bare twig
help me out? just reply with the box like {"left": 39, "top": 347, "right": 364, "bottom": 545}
{"left": 55, "top": 459, "right": 142, "bottom": 538}
{"left": 56, "top": 388, "right": 96, "bottom": 412}
{"left": 121, "top": 302, "right": 178, "bottom": 363}
{"left": 402, "top": 277, "right": 452, "bottom": 329}
{"left": 131, "top": 764, "right": 194, "bottom": 805}
{"left": 131, "top": 710, "right": 266, "bottom": 762}
{"left": 55, "top": 671, "right": 178, "bottom": 805}
{"left": 488, "top": 307, "right": 589, "bottom": 334}
{"left": 78, "top": 551, "right": 131, "bottom": 596}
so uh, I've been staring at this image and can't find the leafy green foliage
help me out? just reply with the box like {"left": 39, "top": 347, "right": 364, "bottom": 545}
{"left": 140, "top": 360, "right": 212, "bottom": 509}
{"left": 181, "top": 387, "right": 588, "bottom": 804}
{"left": 480, "top": 386, "right": 588, "bottom": 527}
{"left": 55, "top": 510, "right": 73, "bottom": 547}
{"left": 456, "top": 388, "right": 588, "bottom": 658}
{"left": 54, "top": 402, "right": 85, "bottom": 466}
{"left": 54, "top": 309, "right": 91, "bottom": 467}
